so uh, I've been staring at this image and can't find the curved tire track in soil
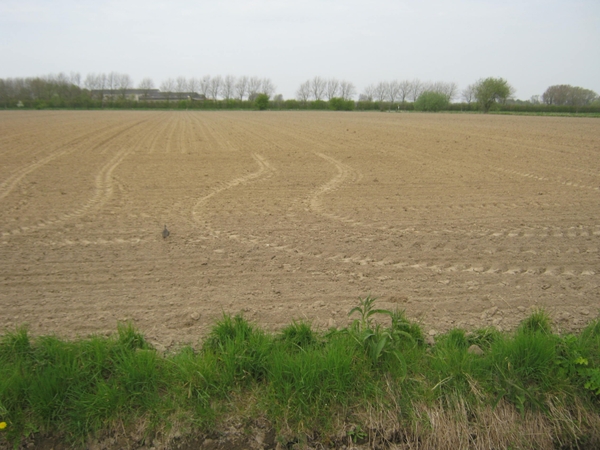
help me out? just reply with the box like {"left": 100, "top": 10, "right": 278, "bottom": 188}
{"left": 3, "top": 148, "right": 131, "bottom": 238}
{"left": 491, "top": 165, "right": 600, "bottom": 192}
{"left": 192, "top": 153, "right": 275, "bottom": 228}
{"left": 229, "top": 114, "right": 367, "bottom": 225}
{"left": 307, "top": 152, "right": 360, "bottom": 217}
{"left": 0, "top": 120, "right": 146, "bottom": 202}
{"left": 0, "top": 115, "right": 166, "bottom": 241}
{"left": 0, "top": 112, "right": 121, "bottom": 158}
{"left": 206, "top": 113, "right": 600, "bottom": 285}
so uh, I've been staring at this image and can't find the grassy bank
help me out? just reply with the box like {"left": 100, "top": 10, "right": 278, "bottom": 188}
{"left": 487, "top": 111, "right": 600, "bottom": 118}
{"left": 1, "top": 297, "right": 599, "bottom": 449}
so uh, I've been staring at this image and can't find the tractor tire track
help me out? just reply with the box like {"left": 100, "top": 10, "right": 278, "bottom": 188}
{"left": 192, "top": 153, "right": 275, "bottom": 225}
{"left": 0, "top": 119, "right": 148, "bottom": 202}
{"left": 198, "top": 114, "right": 600, "bottom": 283}
{"left": 0, "top": 116, "right": 164, "bottom": 240}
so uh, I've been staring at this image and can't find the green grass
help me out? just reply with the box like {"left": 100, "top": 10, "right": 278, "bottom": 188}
{"left": 488, "top": 111, "right": 600, "bottom": 118}
{"left": 0, "top": 299, "right": 599, "bottom": 448}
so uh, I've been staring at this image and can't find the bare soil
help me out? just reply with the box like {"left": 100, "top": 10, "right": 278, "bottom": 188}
{"left": 1, "top": 111, "right": 599, "bottom": 350}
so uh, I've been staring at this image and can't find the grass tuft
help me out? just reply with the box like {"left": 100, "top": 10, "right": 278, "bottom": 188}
{"left": 518, "top": 308, "right": 553, "bottom": 335}
{"left": 277, "top": 321, "right": 319, "bottom": 351}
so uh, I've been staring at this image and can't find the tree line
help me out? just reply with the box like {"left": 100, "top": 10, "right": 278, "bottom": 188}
{"left": 85, "top": 73, "right": 277, "bottom": 102}
{"left": 0, "top": 71, "right": 598, "bottom": 113}
{"left": 0, "top": 72, "right": 278, "bottom": 109}
{"left": 539, "top": 85, "right": 598, "bottom": 107}
{"left": 297, "top": 77, "right": 598, "bottom": 113}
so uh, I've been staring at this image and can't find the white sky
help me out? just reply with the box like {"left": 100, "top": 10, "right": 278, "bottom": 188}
{"left": 1, "top": 0, "right": 599, "bottom": 100}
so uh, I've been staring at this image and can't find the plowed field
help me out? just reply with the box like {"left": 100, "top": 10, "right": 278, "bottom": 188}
{"left": 1, "top": 111, "right": 599, "bottom": 348}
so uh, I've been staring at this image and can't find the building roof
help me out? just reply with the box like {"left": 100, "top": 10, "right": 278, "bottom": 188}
{"left": 90, "top": 89, "right": 206, "bottom": 101}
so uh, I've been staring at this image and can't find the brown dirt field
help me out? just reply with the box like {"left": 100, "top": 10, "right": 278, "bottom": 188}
{"left": 1, "top": 110, "right": 599, "bottom": 349}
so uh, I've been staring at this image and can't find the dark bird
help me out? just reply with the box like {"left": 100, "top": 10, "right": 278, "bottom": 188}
{"left": 162, "top": 225, "right": 170, "bottom": 239}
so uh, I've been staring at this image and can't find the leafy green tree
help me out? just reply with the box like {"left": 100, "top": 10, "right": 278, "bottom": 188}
{"left": 255, "top": 93, "right": 269, "bottom": 110}
{"left": 414, "top": 91, "right": 449, "bottom": 112}
{"left": 474, "top": 77, "right": 514, "bottom": 113}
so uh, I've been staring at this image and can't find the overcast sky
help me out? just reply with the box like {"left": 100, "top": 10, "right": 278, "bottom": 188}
{"left": 1, "top": 0, "right": 599, "bottom": 100}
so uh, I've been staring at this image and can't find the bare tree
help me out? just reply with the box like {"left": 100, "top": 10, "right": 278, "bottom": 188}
{"left": 361, "top": 84, "right": 376, "bottom": 102}
{"left": 199, "top": 75, "right": 211, "bottom": 98}
{"left": 160, "top": 78, "right": 175, "bottom": 92}
{"left": 374, "top": 82, "right": 388, "bottom": 102}
{"left": 116, "top": 73, "right": 133, "bottom": 99}
{"left": 409, "top": 79, "right": 423, "bottom": 102}
{"left": 84, "top": 73, "right": 100, "bottom": 98}
{"left": 188, "top": 77, "right": 199, "bottom": 94}
{"left": 339, "top": 80, "right": 356, "bottom": 100}
{"left": 54, "top": 72, "right": 69, "bottom": 87}
{"left": 428, "top": 81, "right": 458, "bottom": 102}
{"left": 106, "top": 72, "right": 119, "bottom": 95}
{"left": 66, "top": 73, "right": 82, "bottom": 100}
{"left": 98, "top": 73, "right": 107, "bottom": 96}
{"left": 175, "top": 77, "right": 188, "bottom": 98}
{"left": 310, "top": 76, "right": 326, "bottom": 100}
{"left": 398, "top": 80, "right": 411, "bottom": 103}
{"left": 296, "top": 80, "right": 311, "bottom": 103}
{"left": 160, "top": 78, "right": 176, "bottom": 101}
{"left": 461, "top": 83, "right": 476, "bottom": 104}
{"left": 85, "top": 73, "right": 107, "bottom": 100}
{"left": 443, "top": 82, "right": 458, "bottom": 102}
{"left": 261, "top": 78, "right": 276, "bottom": 97}
{"left": 423, "top": 81, "right": 435, "bottom": 94}
{"left": 48, "top": 73, "right": 72, "bottom": 100}
{"left": 96, "top": 73, "right": 108, "bottom": 94}
{"left": 221, "top": 75, "right": 236, "bottom": 100}
{"left": 209, "top": 75, "right": 222, "bottom": 100}
{"left": 84, "top": 73, "right": 98, "bottom": 91}
{"left": 325, "top": 78, "right": 340, "bottom": 100}
{"left": 387, "top": 80, "right": 401, "bottom": 103}
{"left": 138, "top": 77, "right": 154, "bottom": 99}
{"left": 69, "top": 72, "right": 81, "bottom": 87}
{"left": 138, "top": 77, "right": 154, "bottom": 90}
{"left": 272, "top": 93, "right": 284, "bottom": 108}
{"left": 248, "top": 77, "right": 262, "bottom": 100}
{"left": 235, "top": 76, "right": 248, "bottom": 100}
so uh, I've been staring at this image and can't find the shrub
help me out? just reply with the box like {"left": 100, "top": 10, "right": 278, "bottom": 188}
{"left": 283, "top": 99, "right": 302, "bottom": 109}
{"left": 329, "top": 97, "right": 355, "bottom": 111}
{"left": 414, "top": 91, "right": 449, "bottom": 112}
{"left": 254, "top": 93, "right": 269, "bottom": 110}
{"left": 309, "top": 99, "right": 328, "bottom": 110}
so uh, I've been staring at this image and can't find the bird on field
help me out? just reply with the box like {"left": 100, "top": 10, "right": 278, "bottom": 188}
{"left": 162, "top": 225, "right": 170, "bottom": 239}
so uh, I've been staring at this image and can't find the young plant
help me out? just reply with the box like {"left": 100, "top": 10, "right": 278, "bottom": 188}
{"left": 347, "top": 296, "right": 412, "bottom": 368}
